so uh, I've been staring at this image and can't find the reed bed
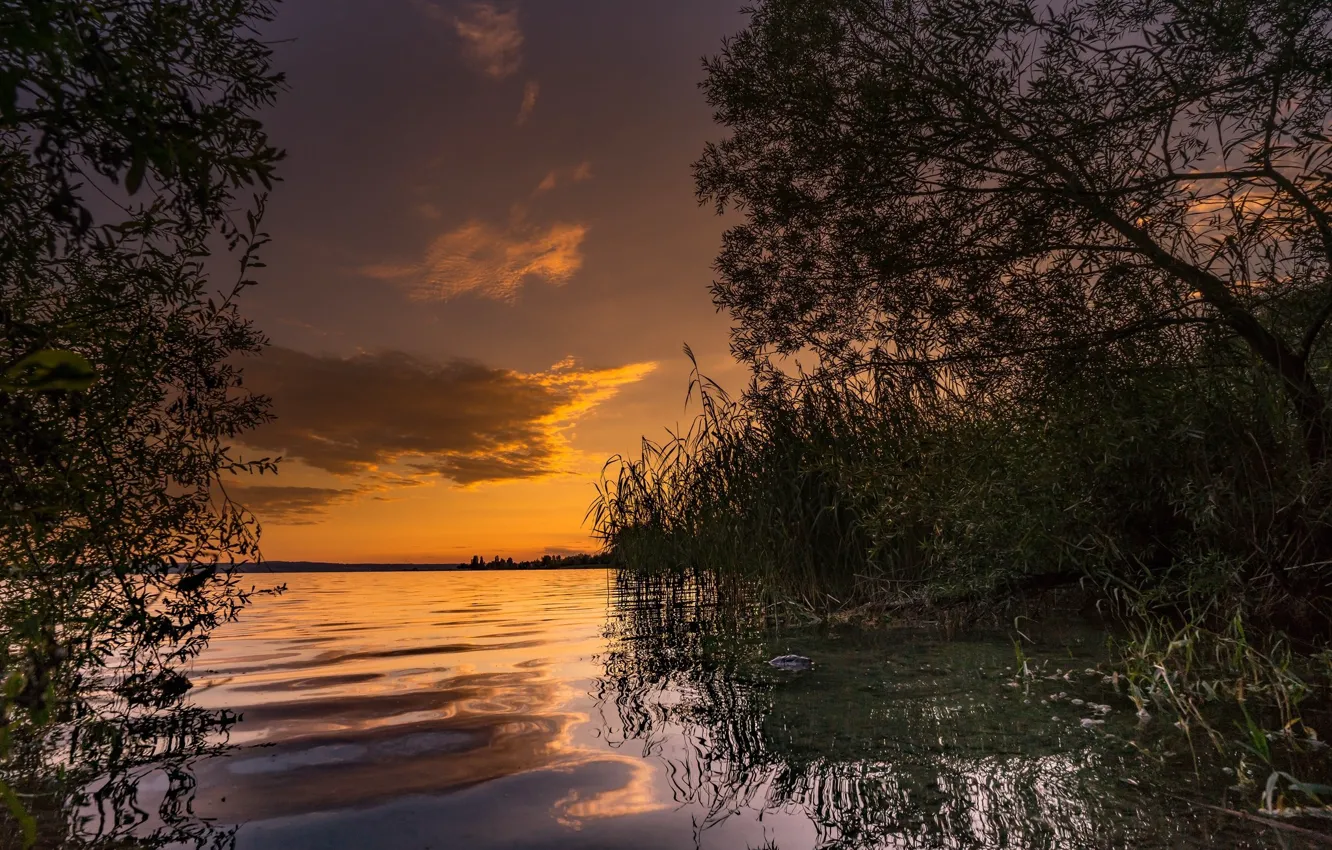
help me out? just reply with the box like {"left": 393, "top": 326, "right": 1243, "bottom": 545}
{"left": 592, "top": 350, "right": 1332, "bottom": 803}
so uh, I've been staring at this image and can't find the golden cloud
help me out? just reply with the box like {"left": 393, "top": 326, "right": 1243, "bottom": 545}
{"left": 364, "top": 219, "right": 588, "bottom": 301}
{"left": 239, "top": 347, "right": 656, "bottom": 487}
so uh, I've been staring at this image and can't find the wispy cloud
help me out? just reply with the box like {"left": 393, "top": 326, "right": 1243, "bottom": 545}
{"left": 363, "top": 219, "right": 588, "bottom": 301}
{"left": 239, "top": 347, "right": 657, "bottom": 490}
{"left": 452, "top": 2, "right": 523, "bottom": 79}
{"left": 516, "top": 80, "right": 540, "bottom": 125}
{"left": 534, "top": 161, "right": 593, "bottom": 194}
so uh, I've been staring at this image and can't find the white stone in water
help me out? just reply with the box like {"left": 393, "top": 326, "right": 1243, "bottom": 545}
{"left": 1070, "top": 698, "right": 1085, "bottom": 706}
{"left": 768, "top": 654, "right": 813, "bottom": 671}
{"left": 1080, "top": 718, "right": 1105, "bottom": 728}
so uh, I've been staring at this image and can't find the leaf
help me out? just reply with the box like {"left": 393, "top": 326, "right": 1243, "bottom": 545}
{"left": 1290, "top": 781, "right": 1332, "bottom": 801}
{"left": 0, "top": 70, "right": 19, "bottom": 123}
{"left": 1, "top": 350, "right": 98, "bottom": 392}
{"left": 0, "top": 778, "right": 36, "bottom": 848}
{"left": 176, "top": 563, "right": 217, "bottom": 594}
{"left": 126, "top": 151, "right": 147, "bottom": 194}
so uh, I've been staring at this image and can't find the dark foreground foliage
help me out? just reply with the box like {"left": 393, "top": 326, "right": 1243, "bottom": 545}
{"left": 1, "top": 1, "right": 284, "bottom": 846}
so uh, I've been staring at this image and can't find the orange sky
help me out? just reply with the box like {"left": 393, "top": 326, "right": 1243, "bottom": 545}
{"left": 232, "top": 1, "right": 749, "bottom": 562}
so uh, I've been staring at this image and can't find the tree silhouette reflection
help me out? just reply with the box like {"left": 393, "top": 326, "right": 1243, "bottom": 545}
{"left": 3, "top": 698, "right": 239, "bottom": 850}
{"left": 595, "top": 574, "right": 1299, "bottom": 849}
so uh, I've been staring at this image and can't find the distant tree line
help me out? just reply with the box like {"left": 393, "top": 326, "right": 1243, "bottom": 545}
{"left": 464, "top": 552, "right": 613, "bottom": 570}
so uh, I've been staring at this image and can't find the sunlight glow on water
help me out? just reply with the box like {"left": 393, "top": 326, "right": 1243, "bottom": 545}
{"left": 182, "top": 570, "right": 1299, "bottom": 849}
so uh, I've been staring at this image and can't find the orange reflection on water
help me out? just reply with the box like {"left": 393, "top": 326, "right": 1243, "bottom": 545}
{"left": 188, "top": 569, "right": 648, "bottom": 824}
{"left": 552, "top": 753, "right": 671, "bottom": 827}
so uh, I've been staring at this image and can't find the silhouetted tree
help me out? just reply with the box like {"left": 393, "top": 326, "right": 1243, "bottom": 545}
{"left": 697, "top": 0, "right": 1332, "bottom": 464}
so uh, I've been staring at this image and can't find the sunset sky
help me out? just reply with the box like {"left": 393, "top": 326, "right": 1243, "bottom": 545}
{"left": 231, "top": 1, "right": 749, "bottom": 562}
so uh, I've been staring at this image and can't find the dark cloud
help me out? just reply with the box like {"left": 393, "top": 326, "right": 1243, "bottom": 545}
{"left": 227, "top": 485, "right": 364, "bottom": 524}
{"left": 239, "top": 347, "right": 653, "bottom": 486}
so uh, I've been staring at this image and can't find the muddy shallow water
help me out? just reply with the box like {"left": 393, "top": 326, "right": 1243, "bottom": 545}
{"left": 166, "top": 569, "right": 1319, "bottom": 849}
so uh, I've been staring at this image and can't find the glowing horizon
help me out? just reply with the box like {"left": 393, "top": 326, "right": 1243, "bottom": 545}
{"left": 233, "top": 0, "right": 748, "bottom": 562}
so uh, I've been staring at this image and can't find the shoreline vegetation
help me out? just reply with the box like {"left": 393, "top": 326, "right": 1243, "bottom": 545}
{"left": 593, "top": 0, "right": 1332, "bottom": 829}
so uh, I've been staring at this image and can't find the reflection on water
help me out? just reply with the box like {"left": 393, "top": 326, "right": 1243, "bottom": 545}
{"left": 598, "top": 578, "right": 1297, "bottom": 849}
{"left": 186, "top": 570, "right": 613, "bottom": 832}
{"left": 162, "top": 569, "right": 1317, "bottom": 849}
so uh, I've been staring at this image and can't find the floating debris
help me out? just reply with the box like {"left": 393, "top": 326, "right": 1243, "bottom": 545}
{"left": 768, "top": 654, "right": 813, "bottom": 671}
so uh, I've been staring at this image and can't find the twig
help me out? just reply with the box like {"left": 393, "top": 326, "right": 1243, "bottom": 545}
{"left": 1178, "top": 797, "right": 1332, "bottom": 846}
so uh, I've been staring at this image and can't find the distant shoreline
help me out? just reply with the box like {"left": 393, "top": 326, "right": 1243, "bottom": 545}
{"left": 234, "top": 561, "right": 610, "bottom": 573}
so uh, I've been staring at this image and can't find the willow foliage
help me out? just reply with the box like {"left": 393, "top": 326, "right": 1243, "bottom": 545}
{"left": 697, "top": 0, "right": 1332, "bottom": 462}
{"left": 1, "top": 2, "right": 284, "bottom": 846}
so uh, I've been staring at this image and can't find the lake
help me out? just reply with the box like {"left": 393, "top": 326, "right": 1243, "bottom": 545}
{"left": 173, "top": 569, "right": 1311, "bottom": 849}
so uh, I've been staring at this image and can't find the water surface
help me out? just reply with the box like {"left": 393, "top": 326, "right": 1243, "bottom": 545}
{"left": 182, "top": 569, "right": 1314, "bottom": 849}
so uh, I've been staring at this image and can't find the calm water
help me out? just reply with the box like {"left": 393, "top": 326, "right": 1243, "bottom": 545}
{"left": 173, "top": 569, "right": 1310, "bottom": 849}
